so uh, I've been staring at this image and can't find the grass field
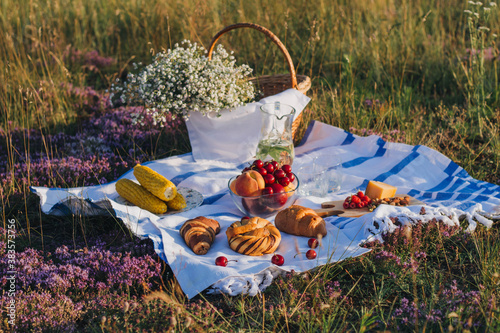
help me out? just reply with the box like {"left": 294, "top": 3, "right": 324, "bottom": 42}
{"left": 1, "top": 0, "right": 500, "bottom": 331}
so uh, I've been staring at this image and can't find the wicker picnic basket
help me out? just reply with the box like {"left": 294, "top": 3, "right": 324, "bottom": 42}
{"left": 207, "top": 23, "right": 311, "bottom": 140}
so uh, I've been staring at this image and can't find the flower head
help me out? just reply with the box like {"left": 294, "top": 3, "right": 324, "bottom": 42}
{"left": 111, "top": 41, "right": 256, "bottom": 126}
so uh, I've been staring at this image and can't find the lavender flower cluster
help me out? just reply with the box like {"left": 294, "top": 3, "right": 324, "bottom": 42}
{"left": 0, "top": 227, "right": 162, "bottom": 332}
{"left": 0, "top": 83, "right": 183, "bottom": 197}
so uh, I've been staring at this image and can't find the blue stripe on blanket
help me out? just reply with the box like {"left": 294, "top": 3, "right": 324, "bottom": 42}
{"left": 297, "top": 120, "right": 317, "bottom": 147}
{"left": 342, "top": 138, "right": 386, "bottom": 169}
{"left": 203, "top": 193, "right": 227, "bottom": 205}
{"left": 341, "top": 132, "right": 356, "bottom": 145}
{"left": 375, "top": 151, "right": 421, "bottom": 182}
{"left": 171, "top": 166, "right": 239, "bottom": 185}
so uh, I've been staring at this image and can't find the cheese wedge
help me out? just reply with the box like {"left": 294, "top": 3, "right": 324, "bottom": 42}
{"left": 365, "top": 180, "right": 397, "bottom": 199}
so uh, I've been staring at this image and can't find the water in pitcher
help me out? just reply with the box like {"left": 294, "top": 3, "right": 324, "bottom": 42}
{"left": 256, "top": 102, "right": 296, "bottom": 166}
{"left": 256, "top": 138, "right": 295, "bottom": 166}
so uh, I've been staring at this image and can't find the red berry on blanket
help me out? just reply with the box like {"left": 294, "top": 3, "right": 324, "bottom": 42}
{"left": 281, "top": 164, "right": 292, "bottom": 174}
{"left": 362, "top": 195, "right": 371, "bottom": 202}
{"left": 263, "top": 174, "right": 275, "bottom": 184}
{"left": 253, "top": 159, "right": 264, "bottom": 168}
{"left": 357, "top": 191, "right": 365, "bottom": 199}
{"left": 308, "top": 238, "right": 318, "bottom": 249}
{"left": 343, "top": 201, "right": 350, "bottom": 209}
{"left": 351, "top": 195, "right": 361, "bottom": 204}
{"left": 272, "top": 254, "right": 285, "bottom": 266}
{"left": 215, "top": 256, "right": 228, "bottom": 267}
{"left": 357, "top": 202, "right": 365, "bottom": 208}
{"left": 306, "top": 250, "right": 317, "bottom": 260}
{"left": 286, "top": 172, "right": 295, "bottom": 183}
{"left": 350, "top": 202, "right": 357, "bottom": 209}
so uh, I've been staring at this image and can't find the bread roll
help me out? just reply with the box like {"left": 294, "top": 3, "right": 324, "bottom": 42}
{"left": 274, "top": 205, "right": 327, "bottom": 237}
{"left": 226, "top": 217, "right": 281, "bottom": 256}
{"left": 180, "top": 216, "right": 220, "bottom": 255}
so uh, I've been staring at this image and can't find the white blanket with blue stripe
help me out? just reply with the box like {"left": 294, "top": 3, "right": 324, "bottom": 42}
{"left": 31, "top": 121, "right": 500, "bottom": 299}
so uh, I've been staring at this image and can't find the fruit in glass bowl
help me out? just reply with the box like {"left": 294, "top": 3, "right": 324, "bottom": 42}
{"left": 228, "top": 160, "right": 299, "bottom": 218}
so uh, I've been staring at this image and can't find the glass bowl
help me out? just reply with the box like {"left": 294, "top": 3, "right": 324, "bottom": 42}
{"left": 228, "top": 174, "right": 299, "bottom": 218}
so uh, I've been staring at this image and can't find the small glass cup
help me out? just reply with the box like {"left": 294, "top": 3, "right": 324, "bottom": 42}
{"left": 314, "top": 155, "right": 343, "bottom": 193}
{"left": 296, "top": 165, "right": 328, "bottom": 197}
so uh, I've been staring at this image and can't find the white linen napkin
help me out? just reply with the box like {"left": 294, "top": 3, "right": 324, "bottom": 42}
{"left": 185, "top": 88, "right": 310, "bottom": 163}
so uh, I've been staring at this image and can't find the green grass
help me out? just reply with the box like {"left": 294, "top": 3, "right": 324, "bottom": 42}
{"left": 1, "top": 0, "right": 500, "bottom": 331}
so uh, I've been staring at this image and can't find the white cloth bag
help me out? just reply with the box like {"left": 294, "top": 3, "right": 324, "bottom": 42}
{"left": 185, "top": 89, "right": 311, "bottom": 163}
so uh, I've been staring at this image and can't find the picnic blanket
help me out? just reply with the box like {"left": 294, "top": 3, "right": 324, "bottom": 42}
{"left": 31, "top": 121, "right": 500, "bottom": 299}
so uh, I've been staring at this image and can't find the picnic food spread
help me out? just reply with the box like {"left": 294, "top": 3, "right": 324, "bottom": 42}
{"left": 274, "top": 205, "right": 327, "bottom": 237}
{"left": 116, "top": 160, "right": 419, "bottom": 259}
{"left": 115, "top": 164, "right": 186, "bottom": 214}
{"left": 180, "top": 217, "right": 221, "bottom": 255}
{"left": 226, "top": 217, "right": 281, "bottom": 256}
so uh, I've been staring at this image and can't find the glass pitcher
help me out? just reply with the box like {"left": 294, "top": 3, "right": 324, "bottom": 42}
{"left": 256, "top": 102, "right": 296, "bottom": 166}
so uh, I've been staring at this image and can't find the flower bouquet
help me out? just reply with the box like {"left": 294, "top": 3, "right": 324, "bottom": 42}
{"left": 111, "top": 40, "right": 257, "bottom": 126}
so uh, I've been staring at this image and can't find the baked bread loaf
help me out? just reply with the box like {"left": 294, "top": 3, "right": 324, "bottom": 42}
{"left": 226, "top": 217, "right": 281, "bottom": 256}
{"left": 180, "top": 216, "right": 221, "bottom": 255}
{"left": 274, "top": 205, "right": 327, "bottom": 237}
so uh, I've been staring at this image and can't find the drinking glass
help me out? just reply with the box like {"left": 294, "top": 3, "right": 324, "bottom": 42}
{"left": 313, "top": 155, "right": 343, "bottom": 193}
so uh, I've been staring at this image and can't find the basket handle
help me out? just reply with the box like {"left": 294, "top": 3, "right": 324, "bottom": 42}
{"left": 207, "top": 23, "right": 298, "bottom": 89}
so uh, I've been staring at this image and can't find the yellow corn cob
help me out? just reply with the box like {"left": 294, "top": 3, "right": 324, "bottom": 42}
{"left": 115, "top": 178, "right": 168, "bottom": 214}
{"left": 133, "top": 164, "right": 177, "bottom": 201}
{"left": 166, "top": 192, "right": 187, "bottom": 211}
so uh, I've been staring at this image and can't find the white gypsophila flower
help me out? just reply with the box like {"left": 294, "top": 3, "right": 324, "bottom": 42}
{"left": 109, "top": 40, "right": 255, "bottom": 125}
{"left": 490, "top": 2, "right": 497, "bottom": 7}
{"left": 464, "top": 9, "right": 473, "bottom": 14}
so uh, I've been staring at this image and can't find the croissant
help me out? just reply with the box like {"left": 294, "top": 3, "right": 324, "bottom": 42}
{"left": 274, "top": 205, "right": 327, "bottom": 237}
{"left": 180, "top": 216, "right": 221, "bottom": 255}
{"left": 226, "top": 217, "right": 281, "bottom": 256}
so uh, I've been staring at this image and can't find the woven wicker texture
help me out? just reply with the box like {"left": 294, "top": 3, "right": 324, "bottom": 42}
{"left": 208, "top": 23, "right": 311, "bottom": 139}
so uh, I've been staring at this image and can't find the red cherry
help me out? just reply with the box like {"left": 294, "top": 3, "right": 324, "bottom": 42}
{"left": 274, "top": 169, "right": 286, "bottom": 179}
{"left": 269, "top": 183, "right": 285, "bottom": 193}
{"left": 306, "top": 250, "right": 317, "bottom": 260}
{"left": 253, "top": 159, "right": 264, "bottom": 168}
{"left": 278, "top": 176, "right": 290, "bottom": 187}
{"left": 262, "top": 187, "right": 274, "bottom": 195}
{"left": 264, "top": 163, "right": 275, "bottom": 173}
{"left": 271, "top": 161, "right": 279, "bottom": 169}
{"left": 286, "top": 172, "right": 295, "bottom": 183}
{"left": 272, "top": 254, "right": 285, "bottom": 266}
{"left": 308, "top": 238, "right": 318, "bottom": 249}
{"left": 242, "top": 216, "right": 250, "bottom": 220}
{"left": 351, "top": 195, "right": 361, "bottom": 204}
{"left": 263, "top": 174, "right": 275, "bottom": 184}
{"left": 343, "top": 201, "right": 350, "bottom": 209}
{"left": 269, "top": 183, "right": 287, "bottom": 206}
{"left": 215, "top": 256, "right": 228, "bottom": 267}
{"left": 281, "top": 164, "right": 292, "bottom": 174}
{"left": 256, "top": 167, "right": 268, "bottom": 176}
